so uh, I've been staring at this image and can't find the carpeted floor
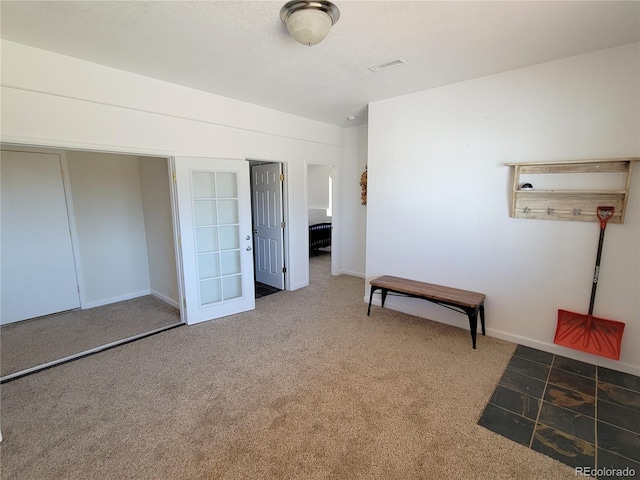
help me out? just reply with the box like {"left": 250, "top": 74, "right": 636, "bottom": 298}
{"left": 1, "top": 295, "right": 181, "bottom": 378}
{"left": 0, "top": 255, "right": 577, "bottom": 479}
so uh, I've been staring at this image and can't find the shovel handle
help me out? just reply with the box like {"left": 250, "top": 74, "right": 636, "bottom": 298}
{"left": 588, "top": 207, "right": 614, "bottom": 315}
{"left": 598, "top": 206, "right": 614, "bottom": 229}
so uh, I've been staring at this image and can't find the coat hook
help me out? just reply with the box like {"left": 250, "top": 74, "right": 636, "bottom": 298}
{"left": 547, "top": 208, "right": 554, "bottom": 215}
{"left": 573, "top": 209, "right": 581, "bottom": 216}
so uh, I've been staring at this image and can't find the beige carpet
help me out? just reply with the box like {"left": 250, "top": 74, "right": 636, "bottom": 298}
{"left": 0, "top": 255, "right": 575, "bottom": 479}
{"left": 1, "top": 295, "right": 181, "bottom": 377}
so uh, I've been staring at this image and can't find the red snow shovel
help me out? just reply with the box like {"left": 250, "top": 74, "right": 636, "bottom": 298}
{"left": 554, "top": 206, "right": 625, "bottom": 360}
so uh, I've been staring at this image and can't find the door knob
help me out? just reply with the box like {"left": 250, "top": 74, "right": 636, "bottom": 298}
{"left": 253, "top": 229, "right": 258, "bottom": 234}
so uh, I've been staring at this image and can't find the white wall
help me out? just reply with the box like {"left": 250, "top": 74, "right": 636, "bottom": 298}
{"left": 308, "top": 164, "right": 331, "bottom": 209}
{"left": 367, "top": 44, "right": 640, "bottom": 375}
{"left": 139, "top": 157, "right": 179, "bottom": 307}
{"left": 339, "top": 125, "right": 368, "bottom": 277}
{"left": 308, "top": 164, "right": 332, "bottom": 225}
{"left": 1, "top": 40, "right": 348, "bottom": 291}
{"left": 308, "top": 210, "right": 332, "bottom": 225}
{"left": 66, "top": 151, "right": 151, "bottom": 306}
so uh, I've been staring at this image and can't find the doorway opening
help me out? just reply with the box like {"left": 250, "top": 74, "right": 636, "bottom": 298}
{"left": 249, "top": 160, "right": 288, "bottom": 299}
{"left": 1, "top": 146, "right": 182, "bottom": 382}
{"left": 307, "top": 164, "right": 334, "bottom": 280}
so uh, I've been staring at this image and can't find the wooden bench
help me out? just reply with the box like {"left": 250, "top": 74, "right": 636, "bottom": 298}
{"left": 367, "top": 275, "right": 486, "bottom": 349}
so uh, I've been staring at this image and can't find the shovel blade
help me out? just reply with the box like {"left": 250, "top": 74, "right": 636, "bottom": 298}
{"left": 555, "top": 309, "right": 625, "bottom": 361}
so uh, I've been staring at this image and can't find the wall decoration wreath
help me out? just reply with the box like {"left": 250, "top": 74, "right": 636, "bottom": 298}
{"left": 359, "top": 166, "right": 367, "bottom": 205}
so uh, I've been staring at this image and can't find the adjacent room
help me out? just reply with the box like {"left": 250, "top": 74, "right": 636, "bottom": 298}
{"left": 0, "top": 1, "right": 638, "bottom": 479}
{"left": 308, "top": 163, "right": 333, "bottom": 260}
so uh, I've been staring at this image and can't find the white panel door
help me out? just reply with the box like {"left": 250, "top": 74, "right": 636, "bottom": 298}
{"left": 174, "top": 157, "right": 255, "bottom": 325}
{"left": 1, "top": 150, "right": 80, "bottom": 324}
{"left": 252, "top": 163, "right": 285, "bottom": 289}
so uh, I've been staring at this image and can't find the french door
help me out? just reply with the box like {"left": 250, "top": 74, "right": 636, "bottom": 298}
{"left": 173, "top": 157, "right": 255, "bottom": 325}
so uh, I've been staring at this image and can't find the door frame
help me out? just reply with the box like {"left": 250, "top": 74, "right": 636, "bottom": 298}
{"left": 306, "top": 162, "right": 337, "bottom": 278}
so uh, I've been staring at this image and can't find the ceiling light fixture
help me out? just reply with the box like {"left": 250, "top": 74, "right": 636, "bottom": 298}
{"left": 280, "top": 1, "right": 340, "bottom": 46}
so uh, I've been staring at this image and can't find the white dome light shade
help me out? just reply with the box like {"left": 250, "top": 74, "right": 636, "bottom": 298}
{"left": 280, "top": 1, "right": 340, "bottom": 46}
{"left": 286, "top": 9, "right": 332, "bottom": 46}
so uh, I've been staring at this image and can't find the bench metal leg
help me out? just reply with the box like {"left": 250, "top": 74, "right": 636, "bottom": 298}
{"left": 367, "top": 287, "right": 377, "bottom": 316}
{"left": 367, "top": 287, "right": 388, "bottom": 316}
{"left": 463, "top": 304, "right": 486, "bottom": 349}
{"left": 464, "top": 307, "right": 479, "bottom": 349}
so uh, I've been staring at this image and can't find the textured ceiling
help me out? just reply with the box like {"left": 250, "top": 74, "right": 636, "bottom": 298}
{"left": 1, "top": 1, "right": 639, "bottom": 127}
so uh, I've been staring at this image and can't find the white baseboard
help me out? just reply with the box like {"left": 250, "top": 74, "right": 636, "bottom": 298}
{"left": 363, "top": 296, "right": 640, "bottom": 377}
{"left": 485, "top": 328, "right": 640, "bottom": 377}
{"left": 340, "top": 269, "right": 365, "bottom": 278}
{"left": 82, "top": 290, "right": 151, "bottom": 309}
{"left": 150, "top": 290, "right": 180, "bottom": 309}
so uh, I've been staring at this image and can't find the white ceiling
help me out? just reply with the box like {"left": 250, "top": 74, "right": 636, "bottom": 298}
{"left": 1, "top": 1, "right": 638, "bottom": 127}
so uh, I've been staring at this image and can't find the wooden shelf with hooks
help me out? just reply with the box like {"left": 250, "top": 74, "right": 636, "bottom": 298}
{"left": 505, "top": 158, "right": 639, "bottom": 223}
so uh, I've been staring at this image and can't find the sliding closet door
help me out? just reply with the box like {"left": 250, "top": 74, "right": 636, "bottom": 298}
{"left": 1, "top": 150, "right": 80, "bottom": 324}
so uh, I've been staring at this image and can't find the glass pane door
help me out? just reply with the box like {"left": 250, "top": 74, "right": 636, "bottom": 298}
{"left": 193, "top": 171, "right": 243, "bottom": 305}
{"left": 174, "top": 158, "right": 254, "bottom": 325}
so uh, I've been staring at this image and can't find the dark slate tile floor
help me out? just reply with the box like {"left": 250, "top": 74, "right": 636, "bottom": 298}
{"left": 255, "top": 281, "right": 281, "bottom": 298}
{"left": 479, "top": 345, "right": 640, "bottom": 478}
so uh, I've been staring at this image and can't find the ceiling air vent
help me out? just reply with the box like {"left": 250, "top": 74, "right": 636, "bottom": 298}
{"left": 367, "top": 58, "right": 407, "bottom": 73}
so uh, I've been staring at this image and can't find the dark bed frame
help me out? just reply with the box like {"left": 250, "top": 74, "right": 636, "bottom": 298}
{"left": 309, "top": 222, "right": 332, "bottom": 255}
